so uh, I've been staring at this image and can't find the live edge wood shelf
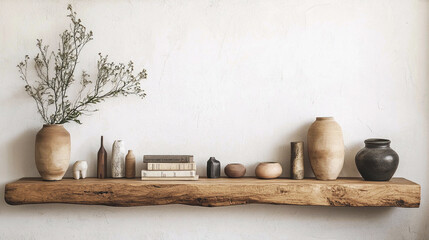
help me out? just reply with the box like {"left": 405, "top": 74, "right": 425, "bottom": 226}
{"left": 4, "top": 177, "right": 420, "bottom": 208}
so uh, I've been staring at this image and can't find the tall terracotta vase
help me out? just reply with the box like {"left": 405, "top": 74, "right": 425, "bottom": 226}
{"left": 307, "top": 117, "right": 344, "bottom": 180}
{"left": 35, "top": 124, "right": 71, "bottom": 181}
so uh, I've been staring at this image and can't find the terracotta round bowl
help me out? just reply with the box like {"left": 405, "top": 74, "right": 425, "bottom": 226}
{"left": 225, "top": 163, "right": 246, "bottom": 178}
{"left": 255, "top": 162, "right": 282, "bottom": 179}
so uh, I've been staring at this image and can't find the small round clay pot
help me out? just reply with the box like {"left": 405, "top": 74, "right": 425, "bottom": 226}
{"left": 255, "top": 162, "right": 282, "bottom": 179}
{"left": 225, "top": 163, "right": 246, "bottom": 178}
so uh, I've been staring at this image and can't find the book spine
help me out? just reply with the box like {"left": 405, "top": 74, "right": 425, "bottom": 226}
{"left": 141, "top": 170, "right": 196, "bottom": 178}
{"left": 147, "top": 163, "right": 196, "bottom": 171}
{"left": 143, "top": 155, "right": 194, "bottom": 163}
{"left": 141, "top": 175, "right": 199, "bottom": 181}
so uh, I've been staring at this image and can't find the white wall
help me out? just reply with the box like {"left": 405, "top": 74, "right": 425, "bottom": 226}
{"left": 0, "top": 0, "right": 428, "bottom": 239}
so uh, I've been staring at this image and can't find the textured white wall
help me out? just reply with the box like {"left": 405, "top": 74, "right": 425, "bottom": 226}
{"left": 0, "top": 0, "right": 428, "bottom": 239}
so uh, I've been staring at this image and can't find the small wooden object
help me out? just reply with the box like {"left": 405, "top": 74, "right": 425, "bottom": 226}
{"left": 125, "top": 150, "right": 136, "bottom": 179}
{"left": 224, "top": 163, "right": 246, "bottom": 178}
{"left": 97, "top": 136, "right": 107, "bottom": 179}
{"left": 291, "top": 141, "right": 304, "bottom": 179}
{"left": 4, "top": 178, "right": 420, "bottom": 207}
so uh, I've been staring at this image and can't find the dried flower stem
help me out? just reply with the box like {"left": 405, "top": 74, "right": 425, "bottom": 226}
{"left": 18, "top": 4, "right": 147, "bottom": 124}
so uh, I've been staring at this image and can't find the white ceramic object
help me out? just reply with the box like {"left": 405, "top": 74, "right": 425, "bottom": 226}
{"left": 112, "top": 140, "right": 126, "bottom": 178}
{"left": 73, "top": 161, "right": 88, "bottom": 180}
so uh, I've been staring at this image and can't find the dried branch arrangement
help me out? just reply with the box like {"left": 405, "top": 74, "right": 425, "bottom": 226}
{"left": 18, "top": 5, "right": 147, "bottom": 124}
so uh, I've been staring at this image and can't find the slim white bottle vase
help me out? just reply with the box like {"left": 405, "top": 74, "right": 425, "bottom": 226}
{"left": 111, "top": 140, "right": 126, "bottom": 178}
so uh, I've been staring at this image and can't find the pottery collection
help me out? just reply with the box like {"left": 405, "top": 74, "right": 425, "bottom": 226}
{"left": 308, "top": 117, "right": 344, "bottom": 180}
{"left": 255, "top": 162, "right": 282, "bottom": 179}
{"left": 355, "top": 139, "right": 399, "bottom": 181}
{"left": 35, "top": 124, "right": 71, "bottom": 181}
{"left": 30, "top": 116, "right": 400, "bottom": 182}
{"left": 225, "top": 163, "right": 246, "bottom": 178}
{"left": 207, "top": 157, "right": 221, "bottom": 178}
{"left": 111, "top": 140, "right": 126, "bottom": 178}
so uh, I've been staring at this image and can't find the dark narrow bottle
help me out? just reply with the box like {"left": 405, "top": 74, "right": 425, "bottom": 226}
{"left": 207, "top": 157, "right": 220, "bottom": 178}
{"left": 97, "top": 136, "right": 108, "bottom": 179}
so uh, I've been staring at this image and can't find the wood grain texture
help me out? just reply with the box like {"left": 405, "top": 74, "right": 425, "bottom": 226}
{"left": 4, "top": 177, "right": 420, "bottom": 207}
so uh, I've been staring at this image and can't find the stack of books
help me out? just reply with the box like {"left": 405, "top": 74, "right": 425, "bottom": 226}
{"left": 141, "top": 155, "right": 198, "bottom": 181}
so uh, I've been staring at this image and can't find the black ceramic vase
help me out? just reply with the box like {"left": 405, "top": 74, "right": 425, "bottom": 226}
{"left": 355, "top": 139, "right": 399, "bottom": 181}
{"left": 207, "top": 157, "right": 220, "bottom": 178}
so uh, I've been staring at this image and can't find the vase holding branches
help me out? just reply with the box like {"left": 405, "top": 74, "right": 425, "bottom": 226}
{"left": 18, "top": 5, "right": 147, "bottom": 180}
{"left": 35, "top": 125, "right": 70, "bottom": 180}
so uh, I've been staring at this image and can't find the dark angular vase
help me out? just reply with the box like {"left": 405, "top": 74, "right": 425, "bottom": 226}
{"left": 355, "top": 138, "right": 399, "bottom": 181}
{"left": 207, "top": 157, "right": 220, "bottom": 178}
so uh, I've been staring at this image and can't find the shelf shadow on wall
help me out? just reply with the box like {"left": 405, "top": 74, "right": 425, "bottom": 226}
{"left": 0, "top": 127, "right": 39, "bottom": 209}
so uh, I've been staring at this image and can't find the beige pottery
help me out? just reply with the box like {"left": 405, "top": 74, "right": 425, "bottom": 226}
{"left": 35, "top": 124, "right": 71, "bottom": 180}
{"left": 255, "top": 162, "right": 282, "bottom": 179}
{"left": 307, "top": 117, "right": 344, "bottom": 180}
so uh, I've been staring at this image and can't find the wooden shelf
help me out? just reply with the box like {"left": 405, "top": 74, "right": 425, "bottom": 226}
{"left": 4, "top": 177, "right": 420, "bottom": 207}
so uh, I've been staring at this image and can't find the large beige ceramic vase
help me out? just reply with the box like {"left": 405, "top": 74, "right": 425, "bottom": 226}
{"left": 307, "top": 117, "right": 344, "bottom": 180}
{"left": 35, "top": 124, "right": 71, "bottom": 181}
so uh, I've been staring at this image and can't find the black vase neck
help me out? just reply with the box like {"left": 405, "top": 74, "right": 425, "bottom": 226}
{"left": 209, "top": 157, "right": 218, "bottom": 162}
{"left": 365, "top": 138, "right": 391, "bottom": 148}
